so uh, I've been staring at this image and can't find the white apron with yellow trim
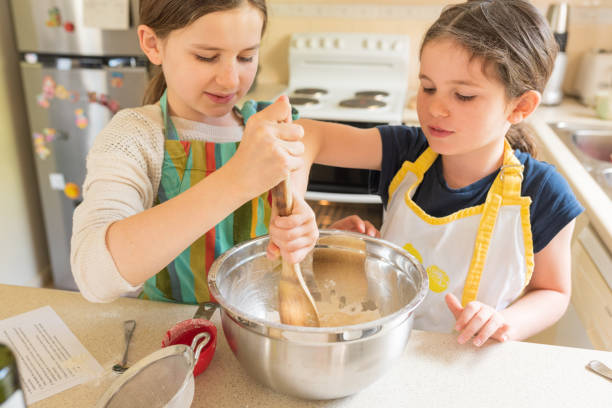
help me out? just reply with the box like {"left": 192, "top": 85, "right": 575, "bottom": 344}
{"left": 380, "top": 140, "right": 535, "bottom": 333}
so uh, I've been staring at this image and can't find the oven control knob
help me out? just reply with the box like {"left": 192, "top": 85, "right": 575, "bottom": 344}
{"left": 363, "top": 39, "right": 375, "bottom": 50}
{"left": 294, "top": 38, "right": 306, "bottom": 49}
{"left": 377, "top": 40, "right": 390, "bottom": 51}
{"left": 306, "top": 38, "right": 315, "bottom": 48}
{"left": 322, "top": 38, "right": 333, "bottom": 49}
{"left": 334, "top": 38, "right": 345, "bottom": 49}
{"left": 392, "top": 41, "right": 404, "bottom": 51}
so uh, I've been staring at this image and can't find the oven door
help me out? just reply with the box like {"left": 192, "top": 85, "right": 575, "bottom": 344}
{"left": 305, "top": 120, "right": 384, "bottom": 228}
{"left": 305, "top": 119, "right": 382, "bottom": 204}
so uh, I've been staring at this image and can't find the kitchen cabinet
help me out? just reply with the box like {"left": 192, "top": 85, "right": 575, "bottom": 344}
{"left": 570, "top": 213, "right": 612, "bottom": 350}
{"left": 528, "top": 106, "right": 612, "bottom": 351}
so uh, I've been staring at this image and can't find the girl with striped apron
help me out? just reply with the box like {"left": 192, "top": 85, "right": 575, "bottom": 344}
{"left": 142, "top": 92, "right": 296, "bottom": 304}
{"left": 381, "top": 140, "right": 534, "bottom": 332}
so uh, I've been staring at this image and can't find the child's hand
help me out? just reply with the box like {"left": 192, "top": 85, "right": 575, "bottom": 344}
{"left": 329, "top": 215, "right": 380, "bottom": 237}
{"left": 445, "top": 293, "right": 510, "bottom": 347}
{"left": 231, "top": 96, "right": 305, "bottom": 197}
{"left": 267, "top": 194, "right": 319, "bottom": 264}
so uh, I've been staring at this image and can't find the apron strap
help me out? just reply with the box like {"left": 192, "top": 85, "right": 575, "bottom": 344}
{"left": 414, "top": 147, "right": 438, "bottom": 176}
{"left": 498, "top": 140, "right": 524, "bottom": 199}
{"left": 461, "top": 193, "right": 503, "bottom": 306}
{"left": 388, "top": 147, "right": 438, "bottom": 200}
{"left": 460, "top": 140, "right": 525, "bottom": 306}
{"left": 160, "top": 91, "right": 180, "bottom": 141}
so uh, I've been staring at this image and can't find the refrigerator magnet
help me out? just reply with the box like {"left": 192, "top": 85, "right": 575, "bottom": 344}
{"left": 42, "top": 76, "right": 56, "bottom": 99}
{"left": 36, "top": 94, "right": 50, "bottom": 109}
{"left": 64, "top": 182, "right": 80, "bottom": 200}
{"left": 55, "top": 85, "right": 70, "bottom": 100}
{"left": 33, "top": 133, "right": 51, "bottom": 160}
{"left": 107, "top": 99, "right": 120, "bottom": 114}
{"left": 49, "top": 173, "right": 66, "bottom": 191}
{"left": 74, "top": 109, "right": 88, "bottom": 129}
{"left": 43, "top": 128, "right": 57, "bottom": 142}
{"left": 46, "top": 7, "right": 62, "bottom": 28}
{"left": 110, "top": 72, "right": 124, "bottom": 88}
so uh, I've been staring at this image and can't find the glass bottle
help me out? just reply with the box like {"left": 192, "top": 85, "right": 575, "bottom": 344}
{"left": 0, "top": 344, "right": 26, "bottom": 408}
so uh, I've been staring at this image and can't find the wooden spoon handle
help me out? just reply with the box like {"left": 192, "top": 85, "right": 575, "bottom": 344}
{"left": 271, "top": 178, "right": 293, "bottom": 217}
{"left": 271, "top": 96, "right": 294, "bottom": 218}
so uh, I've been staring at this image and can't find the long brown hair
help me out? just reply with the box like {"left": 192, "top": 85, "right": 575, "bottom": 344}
{"left": 420, "top": 0, "right": 558, "bottom": 157}
{"left": 139, "top": 0, "right": 268, "bottom": 105}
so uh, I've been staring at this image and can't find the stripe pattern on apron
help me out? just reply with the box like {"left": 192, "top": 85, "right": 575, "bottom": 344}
{"left": 141, "top": 95, "right": 293, "bottom": 303}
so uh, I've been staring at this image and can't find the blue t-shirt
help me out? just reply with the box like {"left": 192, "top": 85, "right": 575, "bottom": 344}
{"left": 371, "top": 126, "right": 584, "bottom": 253}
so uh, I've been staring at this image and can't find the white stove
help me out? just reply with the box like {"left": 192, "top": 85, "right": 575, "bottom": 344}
{"left": 288, "top": 32, "right": 411, "bottom": 207}
{"left": 288, "top": 32, "right": 410, "bottom": 125}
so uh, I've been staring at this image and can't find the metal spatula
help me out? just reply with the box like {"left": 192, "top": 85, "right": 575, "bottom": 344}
{"left": 272, "top": 177, "right": 320, "bottom": 327}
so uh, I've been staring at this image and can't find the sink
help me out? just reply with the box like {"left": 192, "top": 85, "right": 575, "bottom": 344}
{"left": 572, "top": 129, "right": 612, "bottom": 163}
{"left": 548, "top": 122, "right": 612, "bottom": 199}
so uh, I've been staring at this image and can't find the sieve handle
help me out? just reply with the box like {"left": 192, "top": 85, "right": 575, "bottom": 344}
{"left": 190, "top": 332, "right": 211, "bottom": 363}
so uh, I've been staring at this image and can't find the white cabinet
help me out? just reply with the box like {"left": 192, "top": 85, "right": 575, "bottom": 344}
{"left": 570, "top": 213, "right": 612, "bottom": 350}
{"left": 528, "top": 124, "right": 612, "bottom": 350}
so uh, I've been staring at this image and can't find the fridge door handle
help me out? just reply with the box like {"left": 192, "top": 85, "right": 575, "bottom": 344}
{"left": 55, "top": 130, "right": 70, "bottom": 141}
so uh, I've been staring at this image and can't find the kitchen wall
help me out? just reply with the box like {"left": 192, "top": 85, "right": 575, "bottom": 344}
{"left": 0, "top": 1, "right": 50, "bottom": 287}
{"left": 260, "top": 0, "right": 612, "bottom": 95}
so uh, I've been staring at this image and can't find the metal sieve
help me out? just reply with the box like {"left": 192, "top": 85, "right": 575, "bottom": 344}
{"left": 96, "top": 332, "right": 210, "bottom": 408}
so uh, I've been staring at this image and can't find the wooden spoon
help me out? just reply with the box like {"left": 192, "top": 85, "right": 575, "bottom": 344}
{"left": 272, "top": 177, "right": 320, "bottom": 327}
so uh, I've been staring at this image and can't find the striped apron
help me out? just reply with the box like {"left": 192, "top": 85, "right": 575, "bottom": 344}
{"left": 142, "top": 94, "right": 294, "bottom": 304}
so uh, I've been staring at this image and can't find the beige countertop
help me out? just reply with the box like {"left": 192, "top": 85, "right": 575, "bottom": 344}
{"left": 1, "top": 284, "right": 610, "bottom": 407}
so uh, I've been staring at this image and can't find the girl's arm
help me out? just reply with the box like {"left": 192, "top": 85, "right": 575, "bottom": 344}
{"left": 499, "top": 219, "right": 574, "bottom": 340}
{"left": 266, "top": 120, "right": 383, "bottom": 262}
{"left": 296, "top": 119, "right": 383, "bottom": 173}
{"left": 106, "top": 160, "right": 271, "bottom": 286}
{"left": 446, "top": 219, "right": 574, "bottom": 345}
{"left": 73, "top": 99, "right": 303, "bottom": 300}
{"left": 107, "top": 100, "right": 303, "bottom": 286}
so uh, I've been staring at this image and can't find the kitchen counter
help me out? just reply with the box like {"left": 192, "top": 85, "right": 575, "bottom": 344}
{"left": 1, "top": 284, "right": 610, "bottom": 407}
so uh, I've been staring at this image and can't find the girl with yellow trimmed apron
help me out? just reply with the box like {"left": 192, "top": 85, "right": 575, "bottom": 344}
{"left": 381, "top": 140, "right": 533, "bottom": 333}
{"left": 276, "top": 0, "right": 584, "bottom": 345}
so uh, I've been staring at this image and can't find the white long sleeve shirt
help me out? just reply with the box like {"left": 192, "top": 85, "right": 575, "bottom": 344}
{"left": 70, "top": 104, "right": 243, "bottom": 302}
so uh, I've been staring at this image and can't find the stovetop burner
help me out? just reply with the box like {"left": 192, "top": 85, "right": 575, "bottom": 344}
{"left": 293, "top": 88, "right": 328, "bottom": 98}
{"left": 354, "top": 90, "right": 390, "bottom": 100}
{"left": 339, "top": 98, "right": 386, "bottom": 109}
{"left": 289, "top": 96, "right": 320, "bottom": 107}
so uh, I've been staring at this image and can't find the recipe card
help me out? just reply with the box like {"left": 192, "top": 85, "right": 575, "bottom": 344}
{"left": 0, "top": 306, "right": 103, "bottom": 404}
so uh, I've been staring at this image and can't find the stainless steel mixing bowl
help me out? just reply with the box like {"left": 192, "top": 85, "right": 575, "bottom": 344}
{"left": 208, "top": 230, "right": 428, "bottom": 400}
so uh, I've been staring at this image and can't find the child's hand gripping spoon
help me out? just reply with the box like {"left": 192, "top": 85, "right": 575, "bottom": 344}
{"left": 272, "top": 105, "right": 320, "bottom": 327}
{"left": 273, "top": 178, "right": 320, "bottom": 327}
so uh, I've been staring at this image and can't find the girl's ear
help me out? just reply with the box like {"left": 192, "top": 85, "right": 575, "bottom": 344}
{"left": 508, "top": 90, "right": 541, "bottom": 124}
{"left": 138, "top": 25, "right": 163, "bottom": 65}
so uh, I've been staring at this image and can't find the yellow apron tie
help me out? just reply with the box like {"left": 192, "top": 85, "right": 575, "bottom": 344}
{"left": 460, "top": 140, "right": 526, "bottom": 306}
